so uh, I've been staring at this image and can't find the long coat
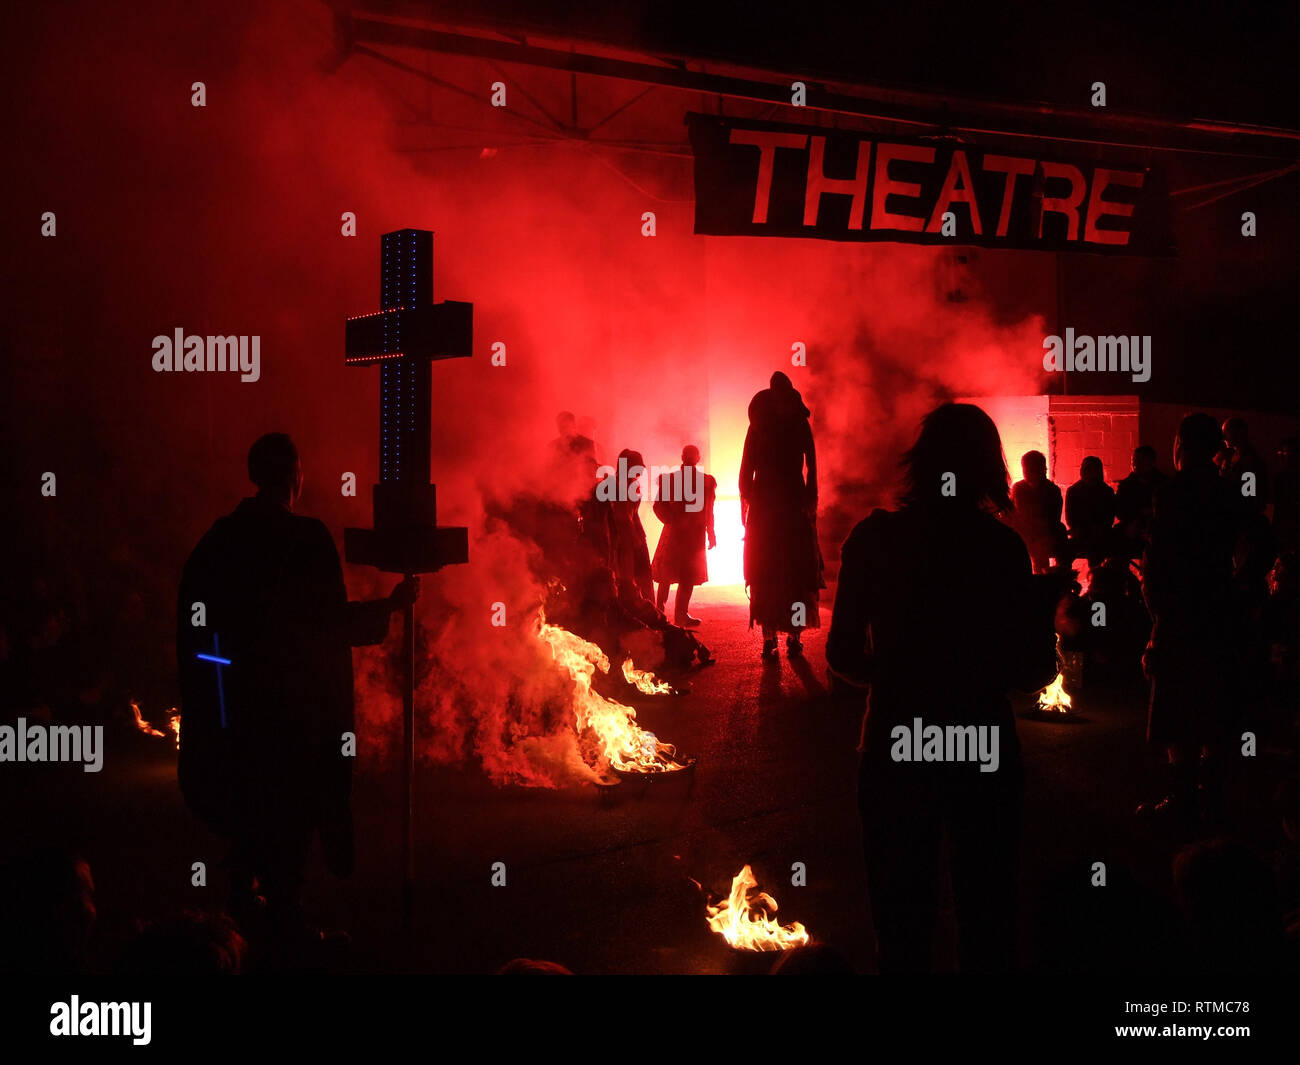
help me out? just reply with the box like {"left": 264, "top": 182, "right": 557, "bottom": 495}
{"left": 739, "top": 388, "right": 822, "bottom": 631}
{"left": 651, "top": 467, "right": 716, "bottom": 586}
{"left": 177, "top": 496, "right": 391, "bottom": 875}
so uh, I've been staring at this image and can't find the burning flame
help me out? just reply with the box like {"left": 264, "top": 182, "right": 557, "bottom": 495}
{"left": 1038, "top": 672, "right": 1073, "bottom": 713}
{"left": 130, "top": 700, "right": 181, "bottom": 748}
{"left": 130, "top": 699, "right": 166, "bottom": 738}
{"left": 621, "top": 659, "right": 672, "bottom": 695}
{"left": 1037, "top": 637, "right": 1073, "bottom": 714}
{"left": 704, "top": 865, "right": 810, "bottom": 951}
{"left": 536, "top": 614, "right": 684, "bottom": 774}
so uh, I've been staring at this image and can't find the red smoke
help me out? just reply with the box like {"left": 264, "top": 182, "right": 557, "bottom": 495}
{"left": 4, "top": 2, "right": 1048, "bottom": 783}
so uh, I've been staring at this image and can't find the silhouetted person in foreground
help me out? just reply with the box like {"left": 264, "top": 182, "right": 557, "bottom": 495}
{"left": 1010, "top": 450, "right": 1065, "bottom": 574}
{"left": 116, "top": 911, "right": 246, "bottom": 975}
{"left": 1274, "top": 437, "right": 1300, "bottom": 553}
{"left": 1174, "top": 837, "right": 1284, "bottom": 973}
{"left": 177, "top": 433, "right": 417, "bottom": 947}
{"left": 1115, "top": 444, "right": 1167, "bottom": 559}
{"left": 652, "top": 445, "right": 717, "bottom": 627}
{"left": 1065, "top": 456, "right": 1116, "bottom": 566}
{"left": 0, "top": 848, "right": 96, "bottom": 974}
{"left": 1138, "top": 414, "right": 1246, "bottom": 819}
{"left": 827, "top": 403, "right": 1058, "bottom": 973}
{"left": 1217, "top": 415, "right": 1268, "bottom": 510}
{"left": 740, "top": 372, "right": 822, "bottom": 659}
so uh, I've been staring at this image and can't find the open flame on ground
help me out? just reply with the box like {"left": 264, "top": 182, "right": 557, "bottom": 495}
{"left": 1037, "top": 636, "right": 1074, "bottom": 714}
{"left": 701, "top": 865, "right": 810, "bottom": 952}
{"left": 621, "top": 659, "right": 672, "bottom": 695}
{"left": 130, "top": 700, "right": 180, "bottom": 748}
{"left": 1037, "top": 672, "right": 1073, "bottom": 713}
{"left": 535, "top": 613, "right": 687, "bottom": 776}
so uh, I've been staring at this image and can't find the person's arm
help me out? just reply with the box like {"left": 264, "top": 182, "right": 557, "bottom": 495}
{"left": 1141, "top": 485, "right": 1174, "bottom": 618}
{"left": 1114, "top": 479, "right": 1135, "bottom": 525}
{"left": 1005, "top": 535, "right": 1060, "bottom": 693}
{"left": 652, "top": 473, "right": 672, "bottom": 525}
{"left": 1064, "top": 485, "right": 1080, "bottom": 531}
{"left": 739, "top": 428, "right": 755, "bottom": 525}
{"left": 706, "top": 474, "right": 717, "bottom": 547}
{"left": 315, "top": 521, "right": 416, "bottom": 646}
{"left": 346, "top": 577, "right": 419, "bottom": 646}
{"left": 826, "top": 520, "right": 874, "bottom": 688}
{"left": 804, "top": 423, "right": 818, "bottom": 509}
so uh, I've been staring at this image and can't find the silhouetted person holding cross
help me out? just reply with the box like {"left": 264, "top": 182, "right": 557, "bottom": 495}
{"left": 177, "top": 433, "right": 418, "bottom": 949}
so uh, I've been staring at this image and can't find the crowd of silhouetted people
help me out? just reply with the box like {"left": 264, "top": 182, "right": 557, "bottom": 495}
{"left": 827, "top": 403, "right": 1300, "bottom": 972}
{"left": 3, "top": 392, "right": 1299, "bottom": 976}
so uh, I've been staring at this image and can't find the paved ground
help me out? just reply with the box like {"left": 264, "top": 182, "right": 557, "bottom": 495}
{"left": 4, "top": 584, "right": 1287, "bottom": 973}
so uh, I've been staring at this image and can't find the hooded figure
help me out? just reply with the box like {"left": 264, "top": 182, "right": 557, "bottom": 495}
{"left": 739, "top": 372, "right": 823, "bottom": 657}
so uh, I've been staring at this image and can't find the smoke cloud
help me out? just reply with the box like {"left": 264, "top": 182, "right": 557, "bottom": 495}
{"left": 3, "top": 2, "right": 1047, "bottom": 786}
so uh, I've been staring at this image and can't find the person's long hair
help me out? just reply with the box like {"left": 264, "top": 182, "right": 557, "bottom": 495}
{"left": 899, "top": 402, "right": 1011, "bottom": 512}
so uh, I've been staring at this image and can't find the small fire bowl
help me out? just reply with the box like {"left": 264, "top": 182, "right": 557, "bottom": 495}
{"left": 1021, "top": 707, "right": 1088, "bottom": 724}
{"left": 611, "top": 754, "right": 697, "bottom": 782}
{"left": 721, "top": 945, "right": 798, "bottom": 976}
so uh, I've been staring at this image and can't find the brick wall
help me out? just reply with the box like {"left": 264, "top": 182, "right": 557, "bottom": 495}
{"left": 1048, "top": 395, "right": 1140, "bottom": 490}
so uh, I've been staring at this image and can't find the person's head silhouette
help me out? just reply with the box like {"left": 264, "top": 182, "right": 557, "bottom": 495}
{"left": 1174, "top": 413, "right": 1222, "bottom": 471}
{"left": 1020, "top": 450, "right": 1048, "bottom": 485}
{"left": 901, "top": 402, "right": 1011, "bottom": 511}
{"left": 248, "top": 432, "right": 302, "bottom": 509}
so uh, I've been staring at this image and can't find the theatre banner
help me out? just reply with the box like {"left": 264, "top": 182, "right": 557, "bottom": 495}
{"left": 687, "top": 113, "right": 1175, "bottom": 256}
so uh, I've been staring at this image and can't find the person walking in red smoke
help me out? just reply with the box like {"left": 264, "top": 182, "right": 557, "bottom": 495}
{"left": 740, "top": 372, "right": 823, "bottom": 659}
{"left": 652, "top": 445, "right": 717, "bottom": 627}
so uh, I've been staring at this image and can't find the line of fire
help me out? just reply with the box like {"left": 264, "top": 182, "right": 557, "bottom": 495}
{"left": 3, "top": 0, "right": 1299, "bottom": 1002}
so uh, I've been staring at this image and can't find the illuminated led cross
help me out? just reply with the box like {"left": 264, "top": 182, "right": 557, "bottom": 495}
{"left": 195, "top": 634, "right": 231, "bottom": 729}
{"left": 344, "top": 229, "right": 472, "bottom": 487}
